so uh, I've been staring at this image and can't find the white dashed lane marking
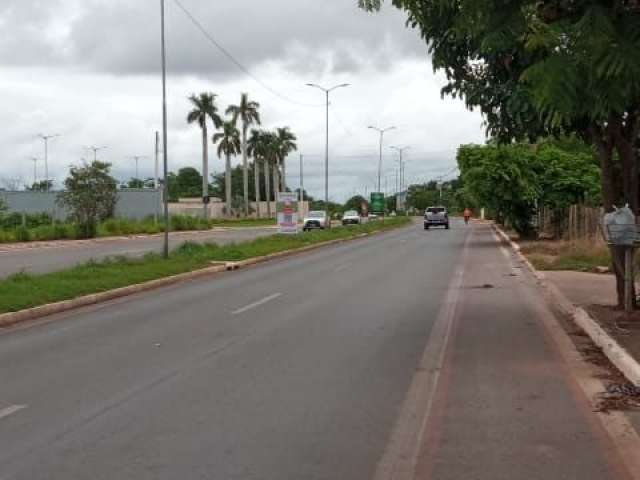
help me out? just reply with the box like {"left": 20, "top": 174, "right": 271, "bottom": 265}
{"left": 0, "top": 405, "right": 27, "bottom": 421}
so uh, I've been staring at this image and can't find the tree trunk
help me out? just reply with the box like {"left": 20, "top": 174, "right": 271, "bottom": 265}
{"left": 282, "top": 156, "right": 286, "bottom": 192}
{"left": 242, "top": 125, "right": 249, "bottom": 217}
{"left": 265, "top": 160, "right": 272, "bottom": 218}
{"left": 273, "top": 159, "right": 280, "bottom": 199}
{"left": 225, "top": 153, "right": 232, "bottom": 218}
{"left": 592, "top": 122, "right": 630, "bottom": 308}
{"left": 202, "top": 125, "right": 209, "bottom": 221}
{"left": 254, "top": 158, "right": 261, "bottom": 218}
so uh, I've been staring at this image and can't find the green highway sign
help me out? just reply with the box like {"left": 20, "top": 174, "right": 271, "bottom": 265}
{"left": 370, "top": 192, "right": 385, "bottom": 215}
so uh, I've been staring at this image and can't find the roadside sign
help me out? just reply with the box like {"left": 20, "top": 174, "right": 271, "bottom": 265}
{"left": 370, "top": 192, "right": 385, "bottom": 215}
{"left": 277, "top": 192, "right": 299, "bottom": 234}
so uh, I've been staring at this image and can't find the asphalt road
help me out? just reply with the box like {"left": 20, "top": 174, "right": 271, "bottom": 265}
{"left": 0, "top": 221, "right": 632, "bottom": 479}
{"left": 0, "top": 227, "right": 276, "bottom": 279}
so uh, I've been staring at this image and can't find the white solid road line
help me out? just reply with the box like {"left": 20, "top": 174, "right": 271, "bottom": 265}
{"left": 0, "top": 405, "right": 27, "bottom": 420}
{"left": 232, "top": 293, "right": 283, "bottom": 315}
{"left": 334, "top": 263, "right": 351, "bottom": 273}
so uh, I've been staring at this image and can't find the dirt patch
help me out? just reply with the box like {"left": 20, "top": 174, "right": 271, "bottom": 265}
{"left": 549, "top": 305, "right": 640, "bottom": 413}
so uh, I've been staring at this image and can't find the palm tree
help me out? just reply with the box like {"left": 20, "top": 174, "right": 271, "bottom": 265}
{"left": 274, "top": 127, "right": 298, "bottom": 192}
{"left": 213, "top": 121, "right": 241, "bottom": 217}
{"left": 227, "top": 93, "right": 261, "bottom": 217}
{"left": 187, "top": 93, "right": 222, "bottom": 220}
{"left": 247, "top": 129, "right": 265, "bottom": 218}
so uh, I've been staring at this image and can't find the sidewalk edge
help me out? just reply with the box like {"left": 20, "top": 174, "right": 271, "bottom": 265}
{"left": 492, "top": 223, "right": 640, "bottom": 387}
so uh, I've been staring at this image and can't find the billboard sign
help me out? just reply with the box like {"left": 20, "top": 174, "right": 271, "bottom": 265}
{"left": 277, "top": 192, "right": 299, "bottom": 234}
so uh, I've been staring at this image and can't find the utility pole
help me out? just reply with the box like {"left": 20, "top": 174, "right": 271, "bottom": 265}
{"left": 368, "top": 126, "right": 396, "bottom": 193}
{"left": 38, "top": 133, "right": 60, "bottom": 192}
{"left": 30, "top": 157, "right": 38, "bottom": 187}
{"left": 391, "top": 146, "right": 410, "bottom": 193}
{"left": 161, "top": 0, "right": 170, "bottom": 259}
{"left": 306, "top": 82, "right": 350, "bottom": 219}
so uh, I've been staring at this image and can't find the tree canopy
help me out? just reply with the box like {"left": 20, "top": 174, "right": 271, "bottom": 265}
{"left": 457, "top": 142, "right": 600, "bottom": 235}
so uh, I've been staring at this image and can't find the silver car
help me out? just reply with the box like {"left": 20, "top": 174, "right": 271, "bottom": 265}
{"left": 424, "top": 206, "right": 450, "bottom": 230}
{"left": 303, "top": 211, "right": 330, "bottom": 231}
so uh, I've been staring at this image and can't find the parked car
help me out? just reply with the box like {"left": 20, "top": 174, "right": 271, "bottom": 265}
{"left": 424, "top": 206, "right": 450, "bottom": 230}
{"left": 303, "top": 211, "right": 331, "bottom": 231}
{"left": 341, "top": 210, "right": 361, "bottom": 226}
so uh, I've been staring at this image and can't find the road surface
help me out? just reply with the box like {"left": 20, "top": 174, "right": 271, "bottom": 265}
{"left": 0, "top": 221, "right": 634, "bottom": 479}
{"left": 0, "top": 227, "right": 276, "bottom": 279}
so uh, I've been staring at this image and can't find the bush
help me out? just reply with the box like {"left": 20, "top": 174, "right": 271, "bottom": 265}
{"left": 14, "top": 226, "right": 31, "bottom": 242}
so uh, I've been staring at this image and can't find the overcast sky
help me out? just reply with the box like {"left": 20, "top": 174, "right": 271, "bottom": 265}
{"left": 0, "top": 0, "right": 485, "bottom": 201}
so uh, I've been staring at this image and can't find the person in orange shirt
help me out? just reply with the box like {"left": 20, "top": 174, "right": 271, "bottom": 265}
{"left": 463, "top": 208, "right": 472, "bottom": 225}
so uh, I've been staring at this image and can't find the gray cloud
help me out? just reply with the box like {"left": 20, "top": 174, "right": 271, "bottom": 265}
{"left": 1, "top": 0, "right": 426, "bottom": 76}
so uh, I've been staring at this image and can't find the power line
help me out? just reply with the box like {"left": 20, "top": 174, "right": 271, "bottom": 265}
{"left": 171, "top": 0, "right": 322, "bottom": 108}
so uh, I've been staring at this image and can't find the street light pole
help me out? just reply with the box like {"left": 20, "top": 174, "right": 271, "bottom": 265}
{"left": 390, "top": 146, "right": 410, "bottom": 193}
{"left": 38, "top": 133, "right": 60, "bottom": 191}
{"left": 127, "top": 155, "right": 149, "bottom": 183}
{"left": 86, "top": 146, "right": 107, "bottom": 162}
{"left": 306, "top": 82, "right": 350, "bottom": 218}
{"left": 368, "top": 126, "right": 396, "bottom": 193}
{"left": 161, "top": 0, "right": 170, "bottom": 259}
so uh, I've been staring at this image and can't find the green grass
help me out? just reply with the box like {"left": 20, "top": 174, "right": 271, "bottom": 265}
{"left": 0, "top": 217, "right": 410, "bottom": 314}
{"left": 520, "top": 240, "right": 612, "bottom": 272}
{"left": 0, "top": 216, "right": 278, "bottom": 244}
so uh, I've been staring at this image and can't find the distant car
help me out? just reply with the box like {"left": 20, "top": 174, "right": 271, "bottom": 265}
{"left": 424, "top": 206, "right": 450, "bottom": 230}
{"left": 303, "top": 211, "right": 331, "bottom": 231}
{"left": 342, "top": 210, "right": 361, "bottom": 226}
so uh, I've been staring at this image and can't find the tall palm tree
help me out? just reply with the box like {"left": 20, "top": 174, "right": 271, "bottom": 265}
{"left": 227, "top": 93, "right": 261, "bottom": 217}
{"left": 187, "top": 93, "right": 222, "bottom": 220}
{"left": 247, "top": 129, "right": 265, "bottom": 218}
{"left": 274, "top": 127, "right": 298, "bottom": 192}
{"left": 213, "top": 121, "right": 241, "bottom": 217}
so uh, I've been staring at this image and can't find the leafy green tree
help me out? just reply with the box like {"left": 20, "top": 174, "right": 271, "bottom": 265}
{"left": 187, "top": 92, "right": 223, "bottom": 219}
{"left": 27, "top": 180, "right": 54, "bottom": 192}
{"left": 344, "top": 195, "right": 368, "bottom": 215}
{"left": 171, "top": 167, "right": 203, "bottom": 200}
{"left": 126, "top": 178, "right": 145, "bottom": 189}
{"left": 213, "top": 121, "right": 242, "bottom": 216}
{"left": 227, "top": 93, "right": 261, "bottom": 216}
{"left": 457, "top": 142, "right": 601, "bottom": 236}
{"left": 57, "top": 161, "right": 117, "bottom": 238}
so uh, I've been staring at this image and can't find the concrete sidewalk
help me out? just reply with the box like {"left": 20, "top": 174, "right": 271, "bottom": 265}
{"left": 408, "top": 225, "right": 639, "bottom": 480}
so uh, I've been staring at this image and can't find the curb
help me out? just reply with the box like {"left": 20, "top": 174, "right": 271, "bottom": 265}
{"left": 0, "top": 225, "right": 405, "bottom": 329}
{"left": 493, "top": 223, "right": 640, "bottom": 387}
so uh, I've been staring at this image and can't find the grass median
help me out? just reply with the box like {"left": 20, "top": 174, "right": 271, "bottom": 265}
{"left": 0, "top": 217, "right": 411, "bottom": 314}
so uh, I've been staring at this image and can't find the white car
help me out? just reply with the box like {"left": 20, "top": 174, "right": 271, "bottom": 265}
{"left": 341, "top": 210, "right": 361, "bottom": 226}
{"left": 303, "top": 211, "right": 331, "bottom": 231}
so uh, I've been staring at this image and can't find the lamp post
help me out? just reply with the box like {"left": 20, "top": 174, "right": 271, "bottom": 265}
{"left": 390, "top": 146, "right": 410, "bottom": 193}
{"left": 86, "top": 146, "right": 107, "bottom": 162}
{"left": 305, "top": 82, "right": 350, "bottom": 217}
{"left": 128, "top": 155, "right": 149, "bottom": 184}
{"left": 38, "top": 133, "right": 60, "bottom": 191}
{"left": 368, "top": 126, "right": 396, "bottom": 193}
{"left": 160, "top": 0, "right": 169, "bottom": 258}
